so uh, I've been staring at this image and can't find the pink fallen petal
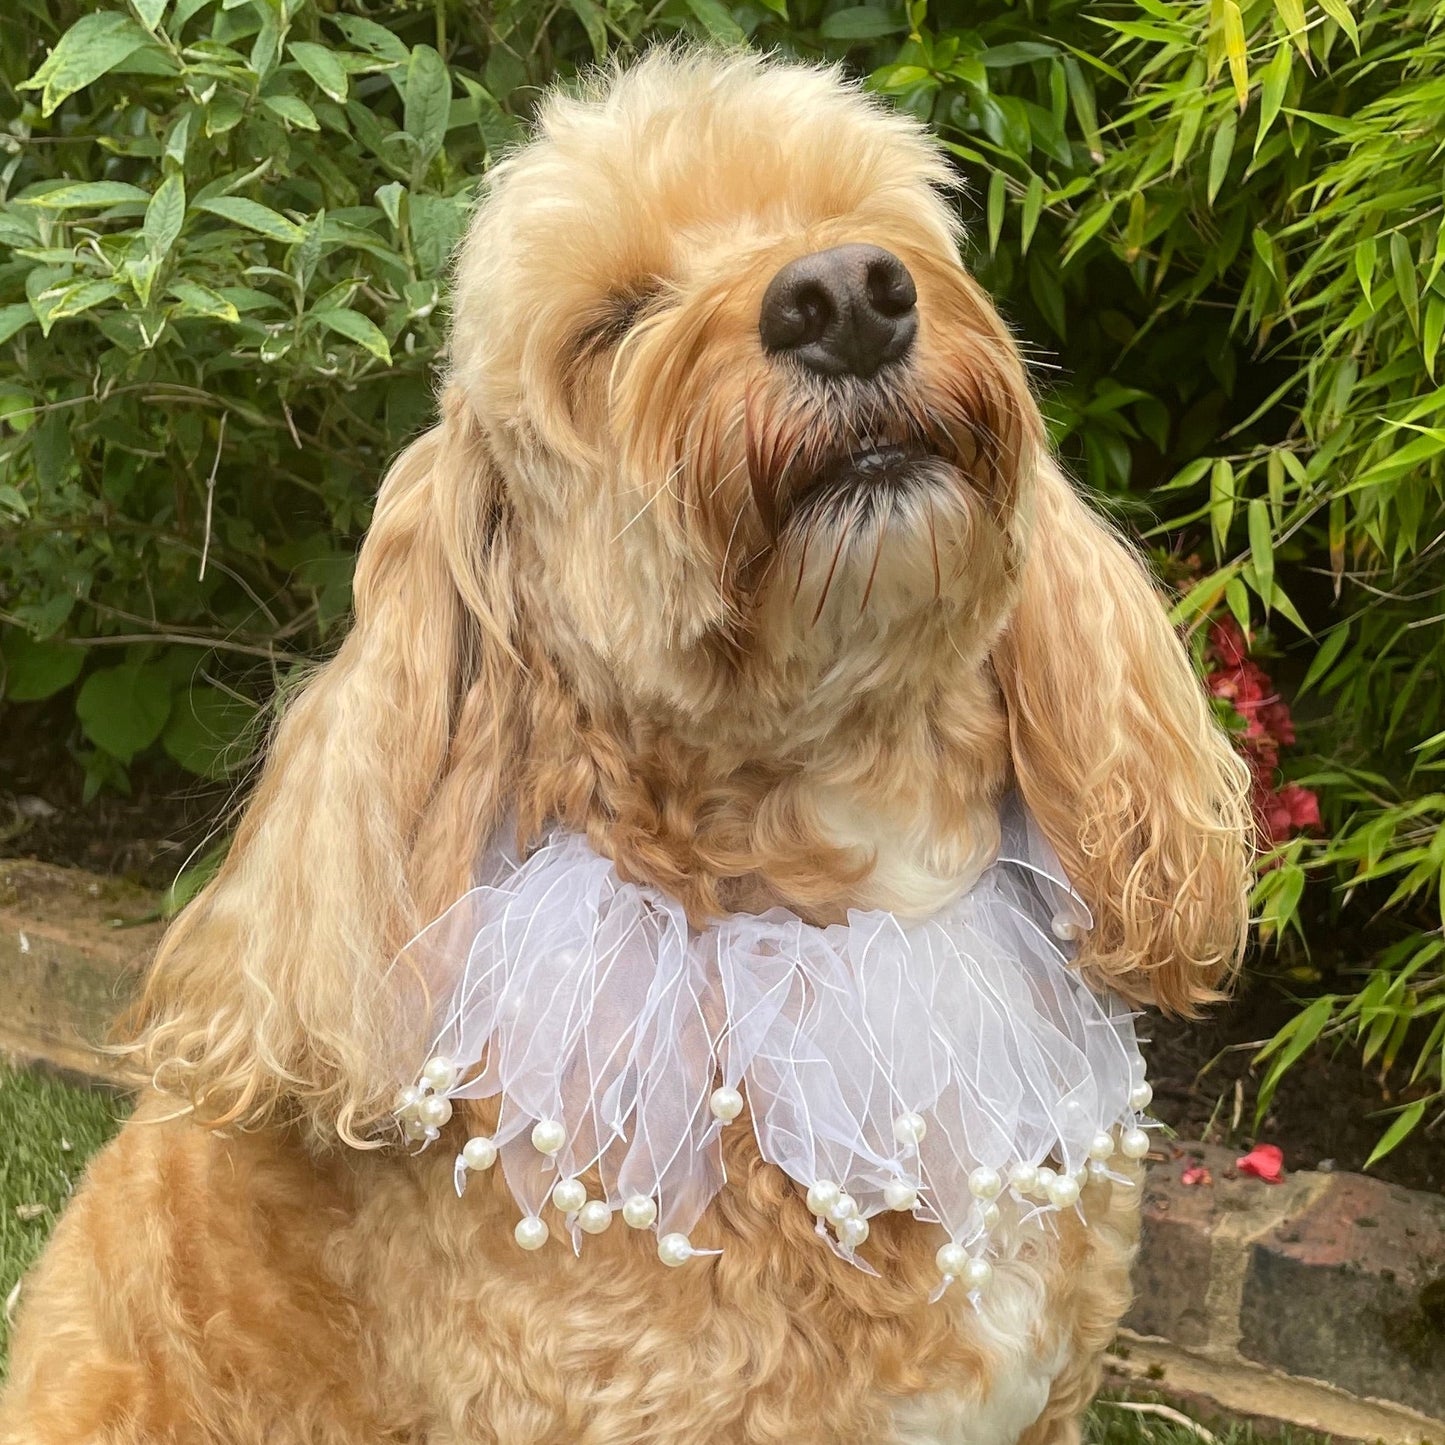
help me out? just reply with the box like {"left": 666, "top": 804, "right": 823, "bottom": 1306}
{"left": 1180, "top": 1165, "right": 1213, "bottom": 1187}
{"left": 1236, "top": 1143, "right": 1285, "bottom": 1183}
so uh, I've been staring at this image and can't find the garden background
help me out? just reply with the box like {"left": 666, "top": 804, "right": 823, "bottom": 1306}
{"left": 1, "top": 0, "right": 1443, "bottom": 1173}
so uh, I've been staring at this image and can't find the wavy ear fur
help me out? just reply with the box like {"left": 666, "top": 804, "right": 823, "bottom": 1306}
{"left": 996, "top": 459, "right": 1253, "bottom": 1014}
{"left": 127, "top": 389, "right": 520, "bottom": 1146}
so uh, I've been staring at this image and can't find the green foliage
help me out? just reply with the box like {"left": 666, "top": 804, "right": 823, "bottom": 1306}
{"left": 3, "top": 0, "right": 1444, "bottom": 1155}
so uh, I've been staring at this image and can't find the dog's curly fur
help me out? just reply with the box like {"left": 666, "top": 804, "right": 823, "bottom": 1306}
{"left": 0, "top": 49, "right": 1252, "bottom": 1445}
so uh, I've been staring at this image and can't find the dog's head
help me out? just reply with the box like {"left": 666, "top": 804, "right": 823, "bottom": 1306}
{"left": 130, "top": 51, "right": 1251, "bottom": 1145}
{"left": 446, "top": 53, "right": 1038, "bottom": 727}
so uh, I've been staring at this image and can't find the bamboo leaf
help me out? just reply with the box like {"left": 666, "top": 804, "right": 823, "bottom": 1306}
{"left": 1364, "top": 1100, "right": 1427, "bottom": 1170}
{"left": 1208, "top": 113, "right": 1237, "bottom": 206}
{"left": 1248, "top": 497, "right": 1274, "bottom": 610}
{"left": 1255, "top": 43, "right": 1291, "bottom": 154}
{"left": 986, "top": 170, "right": 1006, "bottom": 257}
{"left": 1222, "top": 0, "right": 1249, "bottom": 109}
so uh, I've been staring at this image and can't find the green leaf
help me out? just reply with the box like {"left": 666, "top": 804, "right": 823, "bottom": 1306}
{"left": 0, "top": 629, "right": 83, "bottom": 702}
{"left": 1316, "top": 0, "right": 1360, "bottom": 51}
{"left": 1364, "top": 1099, "right": 1427, "bottom": 1170}
{"left": 404, "top": 45, "right": 452, "bottom": 169}
{"left": 329, "top": 14, "right": 409, "bottom": 64}
{"left": 1221, "top": 0, "right": 1249, "bottom": 109}
{"left": 21, "top": 13, "right": 153, "bottom": 116}
{"left": 375, "top": 181, "right": 405, "bottom": 229}
{"left": 1255, "top": 43, "right": 1291, "bottom": 155}
{"left": 132, "top": 0, "right": 168, "bottom": 30}
{"left": 1299, "top": 622, "right": 1350, "bottom": 695}
{"left": 1274, "top": 0, "right": 1309, "bottom": 57}
{"left": 0, "top": 302, "right": 35, "bottom": 348}
{"left": 75, "top": 662, "right": 173, "bottom": 763}
{"left": 569, "top": 0, "right": 609, "bottom": 60}
{"left": 819, "top": 7, "right": 905, "bottom": 39}
{"left": 1247, "top": 497, "right": 1274, "bottom": 611}
{"left": 1354, "top": 235, "right": 1376, "bottom": 307}
{"left": 196, "top": 196, "right": 305, "bottom": 243}
{"left": 1209, "top": 457, "right": 1235, "bottom": 557}
{"left": 168, "top": 279, "right": 239, "bottom": 322}
{"left": 19, "top": 181, "right": 149, "bottom": 210}
{"left": 1020, "top": 174, "right": 1044, "bottom": 256}
{"left": 143, "top": 173, "right": 185, "bottom": 260}
{"left": 1391, "top": 231, "right": 1420, "bottom": 335}
{"left": 262, "top": 94, "right": 319, "bottom": 131}
{"left": 162, "top": 685, "right": 255, "bottom": 778}
{"left": 288, "top": 40, "right": 348, "bottom": 103}
{"left": 684, "top": 0, "right": 747, "bottom": 44}
{"left": 313, "top": 306, "right": 392, "bottom": 362}
{"left": 38, "top": 278, "right": 124, "bottom": 324}
{"left": 1207, "top": 113, "right": 1237, "bottom": 207}
{"left": 986, "top": 170, "right": 1006, "bottom": 257}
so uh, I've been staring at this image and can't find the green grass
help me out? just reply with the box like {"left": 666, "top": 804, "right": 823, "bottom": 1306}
{"left": 0, "top": 1065, "right": 126, "bottom": 1372}
{"left": 0, "top": 1068, "right": 1327, "bottom": 1445}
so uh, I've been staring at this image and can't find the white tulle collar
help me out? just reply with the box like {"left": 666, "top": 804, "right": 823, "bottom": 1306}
{"left": 391, "top": 796, "right": 1152, "bottom": 1296}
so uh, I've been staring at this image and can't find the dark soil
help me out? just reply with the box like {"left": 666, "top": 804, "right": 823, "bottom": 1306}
{"left": 1143, "top": 982, "right": 1445, "bottom": 1193}
{"left": 0, "top": 695, "right": 226, "bottom": 891}
{"left": 4, "top": 695, "right": 1443, "bottom": 1193}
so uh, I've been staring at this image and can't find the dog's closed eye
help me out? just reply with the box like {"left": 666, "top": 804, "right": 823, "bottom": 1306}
{"left": 574, "top": 282, "right": 663, "bottom": 356}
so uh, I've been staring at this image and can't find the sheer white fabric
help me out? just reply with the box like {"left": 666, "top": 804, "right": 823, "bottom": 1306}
{"left": 392, "top": 796, "right": 1147, "bottom": 1268}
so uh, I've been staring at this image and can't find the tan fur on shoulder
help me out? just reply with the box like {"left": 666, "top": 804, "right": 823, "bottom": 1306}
{"left": 1, "top": 47, "right": 1249, "bottom": 1445}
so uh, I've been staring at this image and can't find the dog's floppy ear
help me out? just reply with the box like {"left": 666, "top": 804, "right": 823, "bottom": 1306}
{"left": 994, "top": 459, "right": 1253, "bottom": 1014}
{"left": 128, "top": 387, "right": 521, "bottom": 1145}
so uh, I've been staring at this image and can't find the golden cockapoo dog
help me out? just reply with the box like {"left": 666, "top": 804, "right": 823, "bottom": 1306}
{"left": 1, "top": 49, "right": 1251, "bottom": 1445}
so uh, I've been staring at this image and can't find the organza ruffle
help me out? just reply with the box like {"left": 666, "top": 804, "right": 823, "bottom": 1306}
{"left": 390, "top": 796, "right": 1149, "bottom": 1274}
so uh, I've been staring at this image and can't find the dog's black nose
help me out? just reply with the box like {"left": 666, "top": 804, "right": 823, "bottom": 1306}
{"left": 759, "top": 244, "right": 917, "bottom": 379}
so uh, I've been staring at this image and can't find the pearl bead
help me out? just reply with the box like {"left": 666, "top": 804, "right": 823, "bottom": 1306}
{"left": 551, "top": 1178, "right": 587, "bottom": 1214}
{"left": 1047, "top": 1174, "right": 1081, "bottom": 1209}
{"left": 530, "top": 1119, "right": 565, "bottom": 1155}
{"left": 417, "top": 1093, "right": 452, "bottom": 1129}
{"left": 1051, "top": 915, "right": 1080, "bottom": 942}
{"left": 514, "top": 1216, "right": 549, "bottom": 1251}
{"left": 936, "top": 1241, "right": 968, "bottom": 1277}
{"left": 395, "top": 1085, "right": 423, "bottom": 1114}
{"left": 883, "top": 1178, "right": 918, "bottom": 1212}
{"left": 461, "top": 1136, "right": 497, "bottom": 1171}
{"left": 421, "top": 1055, "right": 458, "bottom": 1092}
{"left": 577, "top": 1200, "right": 612, "bottom": 1234}
{"left": 621, "top": 1194, "right": 657, "bottom": 1229}
{"left": 1035, "top": 1166, "right": 1057, "bottom": 1195}
{"left": 1009, "top": 1163, "right": 1039, "bottom": 1196}
{"left": 1121, "top": 1127, "right": 1151, "bottom": 1160}
{"left": 403, "top": 1115, "right": 429, "bottom": 1141}
{"left": 806, "top": 1179, "right": 841, "bottom": 1216}
{"left": 837, "top": 1215, "right": 870, "bottom": 1249}
{"left": 709, "top": 1086, "right": 744, "bottom": 1122}
{"left": 826, "top": 1193, "right": 858, "bottom": 1225}
{"left": 968, "top": 1166, "right": 1003, "bottom": 1200}
{"left": 962, "top": 1256, "right": 994, "bottom": 1291}
{"left": 893, "top": 1112, "right": 927, "bottom": 1146}
{"left": 1089, "top": 1132, "right": 1116, "bottom": 1162}
{"left": 1130, "top": 1081, "right": 1154, "bottom": 1112}
{"left": 981, "top": 1202, "right": 1002, "bottom": 1230}
{"left": 657, "top": 1232, "right": 693, "bottom": 1267}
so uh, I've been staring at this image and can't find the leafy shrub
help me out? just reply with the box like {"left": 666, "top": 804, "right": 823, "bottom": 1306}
{"left": 2, "top": 0, "right": 1442, "bottom": 1155}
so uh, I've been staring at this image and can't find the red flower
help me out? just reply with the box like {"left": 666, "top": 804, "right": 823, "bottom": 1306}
{"left": 1201, "top": 619, "right": 1317, "bottom": 848}
{"left": 1236, "top": 1143, "right": 1285, "bottom": 1183}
